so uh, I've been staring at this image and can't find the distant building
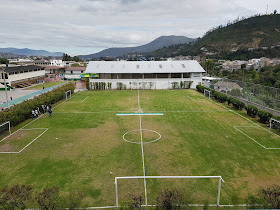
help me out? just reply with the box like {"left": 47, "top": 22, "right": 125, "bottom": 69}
{"left": 214, "top": 81, "right": 242, "bottom": 93}
{"left": 65, "top": 67, "right": 86, "bottom": 80}
{"left": 85, "top": 60, "right": 205, "bottom": 90}
{"left": 0, "top": 65, "right": 45, "bottom": 88}
{"left": 202, "top": 76, "right": 222, "bottom": 88}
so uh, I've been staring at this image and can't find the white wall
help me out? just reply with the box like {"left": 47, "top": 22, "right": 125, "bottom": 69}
{"left": 7, "top": 70, "right": 45, "bottom": 85}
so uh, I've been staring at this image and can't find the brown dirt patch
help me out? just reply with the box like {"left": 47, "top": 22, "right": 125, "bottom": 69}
{"left": 0, "top": 143, "right": 16, "bottom": 152}
{"left": 7, "top": 130, "right": 29, "bottom": 141}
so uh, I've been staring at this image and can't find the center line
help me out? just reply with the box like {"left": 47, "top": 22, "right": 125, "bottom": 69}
{"left": 138, "top": 90, "right": 148, "bottom": 205}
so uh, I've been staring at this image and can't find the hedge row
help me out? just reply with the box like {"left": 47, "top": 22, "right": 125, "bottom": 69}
{"left": 0, "top": 83, "right": 75, "bottom": 126}
{"left": 196, "top": 85, "right": 273, "bottom": 124}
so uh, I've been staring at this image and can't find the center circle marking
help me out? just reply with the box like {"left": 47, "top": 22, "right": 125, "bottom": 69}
{"left": 123, "top": 129, "right": 161, "bottom": 144}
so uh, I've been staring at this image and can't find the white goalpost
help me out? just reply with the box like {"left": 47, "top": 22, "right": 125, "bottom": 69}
{"left": 270, "top": 118, "right": 280, "bottom": 130}
{"left": 114, "top": 175, "right": 225, "bottom": 207}
{"left": 0, "top": 121, "right": 11, "bottom": 136}
{"left": 204, "top": 89, "right": 212, "bottom": 100}
{"left": 65, "top": 90, "right": 72, "bottom": 101}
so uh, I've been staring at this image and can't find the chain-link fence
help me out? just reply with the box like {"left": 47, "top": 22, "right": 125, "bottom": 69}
{"left": 205, "top": 78, "right": 280, "bottom": 111}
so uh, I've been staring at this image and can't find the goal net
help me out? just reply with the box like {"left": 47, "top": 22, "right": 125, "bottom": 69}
{"left": 65, "top": 90, "right": 72, "bottom": 101}
{"left": 0, "top": 121, "right": 11, "bottom": 137}
{"left": 270, "top": 118, "right": 280, "bottom": 130}
{"left": 204, "top": 89, "right": 212, "bottom": 100}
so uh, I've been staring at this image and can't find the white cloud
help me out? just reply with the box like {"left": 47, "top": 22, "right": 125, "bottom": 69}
{"left": 0, "top": 0, "right": 279, "bottom": 55}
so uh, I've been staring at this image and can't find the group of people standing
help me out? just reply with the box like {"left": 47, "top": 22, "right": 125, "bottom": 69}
{"left": 32, "top": 104, "right": 52, "bottom": 119}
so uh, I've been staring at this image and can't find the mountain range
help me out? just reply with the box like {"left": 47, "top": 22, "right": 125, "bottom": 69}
{"left": 79, "top": 36, "right": 196, "bottom": 59}
{"left": 0, "top": 48, "right": 63, "bottom": 57}
{"left": 145, "top": 14, "right": 280, "bottom": 59}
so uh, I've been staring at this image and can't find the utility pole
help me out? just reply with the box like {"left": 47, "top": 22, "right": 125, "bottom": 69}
{"left": 2, "top": 64, "right": 9, "bottom": 108}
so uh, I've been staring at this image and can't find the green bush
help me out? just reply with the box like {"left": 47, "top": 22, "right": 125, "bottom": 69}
{"left": 230, "top": 98, "right": 245, "bottom": 110}
{"left": 213, "top": 91, "right": 228, "bottom": 103}
{"left": 246, "top": 105, "right": 258, "bottom": 118}
{"left": 257, "top": 110, "right": 273, "bottom": 123}
{"left": 0, "top": 83, "right": 75, "bottom": 126}
{"left": 196, "top": 85, "right": 209, "bottom": 93}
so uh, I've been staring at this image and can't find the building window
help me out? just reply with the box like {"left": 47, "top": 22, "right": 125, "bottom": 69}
{"left": 171, "top": 73, "right": 181, "bottom": 78}
{"left": 132, "top": 74, "right": 142, "bottom": 79}
{"left": 137, "top": 65, "right": 140, "bottom": 69}
{"left": 157, "top": 73, "right": 169, "bottom": 78}
{"left": 81, "top": 71, "right": 84, "bottom": 73}
{"left": 183, "top": 73, "right": 191, "bottom": 78}
{"left": 159, "top": 64, "right": 162, "bottom": 68}
{"left": 71, "top": 71, "right": 73, "bottom": 74}
{"left": 192, "top": 73, "right": 200, "bottom": 78}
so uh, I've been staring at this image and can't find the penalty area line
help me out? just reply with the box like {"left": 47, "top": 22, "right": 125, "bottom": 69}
{"left": 0, "top": 128, "right": 48, "bottom": 154}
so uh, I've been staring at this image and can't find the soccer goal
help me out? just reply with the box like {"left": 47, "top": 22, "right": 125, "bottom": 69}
{"left": 114, "top": 175, "right": 224, "bottom": 207}
{"left": 270, "top": 118, "right": 280, "bottom": 130}
{"left": 204, "top": 89, "right": 212, "bottom": 100}
{"left": 65, "top": 90, "right": 72, "bottom": 101}
{"left": 0, "top": 121, "right": 11, "bottom": 136}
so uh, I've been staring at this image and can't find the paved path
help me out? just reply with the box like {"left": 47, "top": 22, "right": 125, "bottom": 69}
{"left": 0, "top": 82, "right": 69, "bottom": 108}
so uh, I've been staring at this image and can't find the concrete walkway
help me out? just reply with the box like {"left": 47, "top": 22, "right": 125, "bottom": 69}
{"left": 0, "top": 82, "right": 69, "bottom": 108}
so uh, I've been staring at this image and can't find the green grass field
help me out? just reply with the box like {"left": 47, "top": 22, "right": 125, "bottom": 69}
{"left": 0, "top": 89, "right": 280, "bottom": 207}
{"left": 27, "top": 81, "right": 67, "bottom": 89}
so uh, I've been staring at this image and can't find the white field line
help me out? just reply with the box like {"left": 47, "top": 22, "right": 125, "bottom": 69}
{"left": 234, "top": 126, "right": 280, "bottom": 150}
{"left": 234, "top": 126, "right": 267, "bottom": 149}
{"left": 186, "top": 96, "right": 195, "bottom": 101}
{"left": 53, "top": 111, "right": 131, "bottom": 114}
{"left": 138, "top": 90, "right": 148, "bottom": 206}
{"left": 147, "top": 110, "right": 229, "bottom": 113}
{"left": 80, "top": 96, "right": 89, "bottom": 103}
{"left": 0, "top": 128, "right": 48, "bottom": 154}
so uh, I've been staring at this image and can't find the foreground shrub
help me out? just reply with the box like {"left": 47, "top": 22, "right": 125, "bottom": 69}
{"left": 0, "top": 185, "right": 32, "bottom": 209}
{"left": 257, "top": 110, "right": 273, "bottom": 123}
{"left": 246, "top": 185, "right": 280, "bottom": 209}
{"left": 156, "top": 189, "right": 186, "bottom": 210}
{"left": 0, "top": 83, "right": 75, "bottom": 126}
{"left": 34, "top": 187, "right": 60, "bottom": 209}
{"left": 246, "top": 105, "right": 258, "bottom": 118}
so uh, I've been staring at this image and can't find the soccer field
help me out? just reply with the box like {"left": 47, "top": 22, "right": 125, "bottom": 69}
{"left": 0, "top": 89, "right": 280, "bottom": 207}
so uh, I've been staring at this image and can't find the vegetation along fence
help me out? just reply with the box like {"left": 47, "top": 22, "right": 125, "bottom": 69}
{"left": 203, "top": 78, "right": 280, "bottom": 114}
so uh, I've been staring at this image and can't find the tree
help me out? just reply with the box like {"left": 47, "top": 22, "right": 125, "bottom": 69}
{"left": 274, "top": 10, "right": 277, "bottom": 15}
{"left": 0, "top": 58, "right": 9, "bottom": 65}
{"left": 62, "top": 53, "right": 72, "bottom": 61}
{"left": 251, "top": 69, "right": 259, "bottom": 81}
{"left": 201, "top": 59, "right": 215, "bottom": 75}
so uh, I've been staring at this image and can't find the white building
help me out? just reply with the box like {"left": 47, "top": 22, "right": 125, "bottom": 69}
{"left": 84, "top": 61, "right": 205, "bottom": 90}
{"left": 64, "top": 67, "right": 86, "bottom": 80}
{"left": 202, "top": 76, "right": 222, "bottom": 88}
{"left": 0, "top": 65, "right": 45, "bottom": 88}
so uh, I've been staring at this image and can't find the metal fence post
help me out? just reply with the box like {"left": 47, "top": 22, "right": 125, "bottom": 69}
{"left": 217, "top": 176, "right": 222, "bottom": 206}
{"left": 115, "top": 178, "right": 118, "bottom": 207}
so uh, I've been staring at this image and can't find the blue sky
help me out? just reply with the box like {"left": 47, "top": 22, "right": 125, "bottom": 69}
{"left": 0, "top": 0, "right": 279, "bottom": 56}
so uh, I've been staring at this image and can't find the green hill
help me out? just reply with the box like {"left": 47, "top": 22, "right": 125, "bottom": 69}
{"left": 146, "top": 14, "right": 280, "bottom": 59}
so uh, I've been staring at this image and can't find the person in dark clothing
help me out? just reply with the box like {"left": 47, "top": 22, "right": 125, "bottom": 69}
{"left": 48, "top": 104, "right": 52, "bottom": 117}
